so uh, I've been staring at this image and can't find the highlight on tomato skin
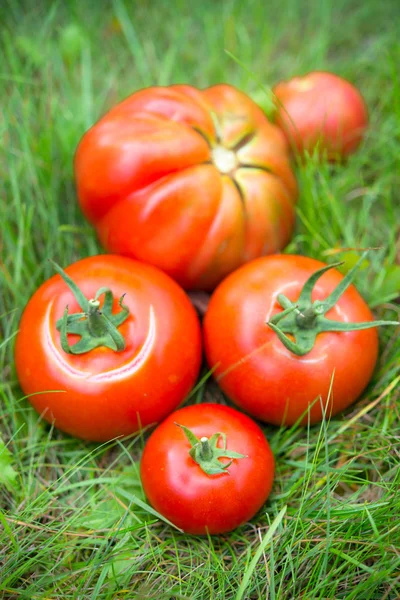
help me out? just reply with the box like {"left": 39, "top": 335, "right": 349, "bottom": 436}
{"left": 74, "top": 83, "right": 298, "bottom": 291}
{"left": 140, "top": 403, "right": 275, "bottom": 535}
{"left": 14, "top": 255, "right": 202, "bottom": 442}
{"left": 272, "top": 71, "right": 369, "bottom": 160}
{"left": 203, "top": 253, "right": 396, "bottom": 427}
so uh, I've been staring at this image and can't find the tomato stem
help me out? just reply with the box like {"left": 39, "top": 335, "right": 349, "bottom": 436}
{"left": 175, "top": 423, "right": 247, "bottom": 476}
{"left": 211, "top": 146, "right": 238, "bottom": 174}
{"left": 51, "top": 260, "right": 129, "bottom": 355}
{"left": 266, "top": 251, "right": 399, "bottom": 356}
{"left": 295, "top": 305, "right": 319, "bottom": 329}
{"left": 199, "top": 437, "right": 214, "bottom": 461}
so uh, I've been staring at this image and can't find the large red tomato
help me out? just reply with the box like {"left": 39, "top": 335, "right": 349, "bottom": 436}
{"left": 203, "top": 253, "right": 394, "bottom": 426}
{"left": 15, "top": 255, "right": 202, "bottom": 441}
{"left": 140, "top": 403, "right": 275, "bottom": 535}
{"left": 273, "top": 71, "right": 368, "bottom": 159}
{"left": 75, "top": 84, "right": 297, "bottom": 290}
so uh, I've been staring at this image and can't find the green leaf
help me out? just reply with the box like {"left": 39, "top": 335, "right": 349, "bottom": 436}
{"left": 336, "top": 251, "right": 370, "bottom": 275}
{"left": 0, "top": 439, "right": 18, "bottom": 492}
{"left": 59, "top": 24, "right": 88, "bottom": 63}
{"left": 76, "top": 463, "right": 153, "bottom": 530}
{"left": 15, "top": 36, "right": 46, "bottom": 68}
{"left": 380, "top": 264, "right": 400, "bottom": 299}
{"left": 76, "top": 498, "right": 128, "bottom": 530}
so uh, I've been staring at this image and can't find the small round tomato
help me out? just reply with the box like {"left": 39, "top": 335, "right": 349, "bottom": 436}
{"left": 140, "top": 403, "right": 274, "bottom": 535}
{"left": 273, "top": 71, "right": 368, "bottom": 159}
{"left": 15, "top": 255, "right": 202, "bottom": 441}
{"left": 75, "top": 84, "right": 297, "bottom": 290}
{"left": 204, "top": 253, "right": 396, "bottom": 426}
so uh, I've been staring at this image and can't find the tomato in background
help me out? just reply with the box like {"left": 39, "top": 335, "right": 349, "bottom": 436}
{"left": 15, "top": 255, "right": 202, "bottom": 441}
{"left": 140, "top": 403, "right": 275, "bottom": 535}
{"left": 273, "top": 71, "right": 368, "bottom": 159}
{"left": 203, "top": 253, "right": 396, "bottom": 426}
{"left": 75, "top": 84, "right": 297, "bottom": 290}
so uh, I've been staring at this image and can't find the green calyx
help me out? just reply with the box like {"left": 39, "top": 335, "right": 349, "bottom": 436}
{"left": 176, "top": 423, "right": 247, "bottom": 476}
{"left": 266, "top": 251, "right": 399, "bottom": 356}
{"left": 51, "top": 260, "right": 129, "bottom": 355}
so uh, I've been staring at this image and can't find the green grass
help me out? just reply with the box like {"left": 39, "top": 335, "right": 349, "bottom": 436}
{"left": 1, "top": 0, "right": 400, "bottom": 598}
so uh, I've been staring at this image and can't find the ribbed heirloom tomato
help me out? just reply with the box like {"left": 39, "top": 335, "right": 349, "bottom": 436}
{"left": 204, "top": 253, "right": 397, "bottom": 426}
{"left": 140, "top": 404, "right": 275, "bottom": 535}
{"left": 15, "top": 255, "right": 202, "bottom": 441}
{"left": 75, "top": 84, "right": 297, "bottom": 290}
{"left": 273, "top": 71, "right": 368, "bottom": 160}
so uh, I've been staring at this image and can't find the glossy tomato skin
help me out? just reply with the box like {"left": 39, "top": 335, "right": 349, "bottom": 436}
{"left": 140, "top": 403, "right": 275, "bottom": 535}
{"left": 273, "top": 71, "right": 368, "bottom": 159}
{"left": 203, "top": 255, "right": 378, "bottom": 426}
{"left": 15, "top": 255, "right": 202, "bottom": 441}
{"left": 75, "top": 84, "right": 297, "bottom": 291}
